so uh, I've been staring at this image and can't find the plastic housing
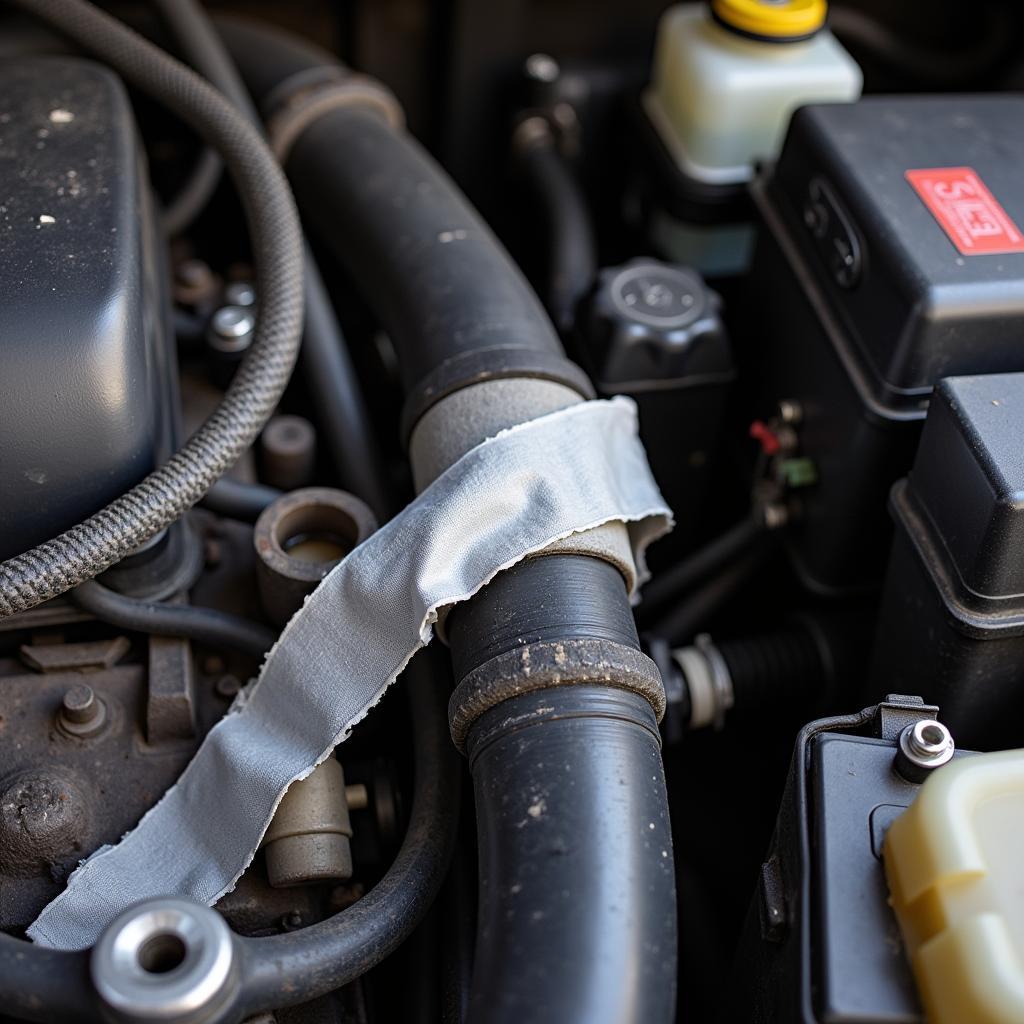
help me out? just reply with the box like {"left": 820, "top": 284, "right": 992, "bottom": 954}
{"left": 869, "top": 374, "right": 1024, "bottom": 750}
{"left": 748, "top": 96, "right": 1024, "bottom": 592}
{"left": 644, "top": 4, "right": 861, "bottom": 187}
{"left": 0, "top": 58, "right": 171, "bottom": 561}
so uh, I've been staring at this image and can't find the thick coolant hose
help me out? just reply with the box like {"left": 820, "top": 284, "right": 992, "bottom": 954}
{"left": 0, "top": 0, "right": 304, "bottom": 617}
{"left": 216, "top": 20, "right": 677, "bottom": 1022}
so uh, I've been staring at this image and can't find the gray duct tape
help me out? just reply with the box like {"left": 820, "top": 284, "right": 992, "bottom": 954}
{"left": 28, "top": 398, "right": 671, "bottom": 950}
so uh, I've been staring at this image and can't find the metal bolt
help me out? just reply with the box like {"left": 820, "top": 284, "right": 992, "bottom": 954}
{"left": 894, "top": 719, "right": 955, "bottom": 783}
{"left": 207, "top": 305, "right": 255, "bottom": 354}
{"left": 91, "top": 899, "right": 237, "bottom": 1024}
{"left": 62, "top": 684, "right": 96, "bottom": 723}
{"left": 524, "top": 52, "right": 560, "bottom": 83}
{"left": 59, "top": 684, "right": 106, "bottom": 736}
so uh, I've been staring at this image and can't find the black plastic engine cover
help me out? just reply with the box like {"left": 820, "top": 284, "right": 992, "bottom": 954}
{"left": 0, "top": 58, "right": 170, "bottom": 560}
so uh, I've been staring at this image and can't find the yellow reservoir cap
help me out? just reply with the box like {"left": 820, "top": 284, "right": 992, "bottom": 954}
{"left": 711, "top": 0, "right": 827, "bottom": 40}
{"left": 884, "top": 748, "right": 1024, "bottom": 1024}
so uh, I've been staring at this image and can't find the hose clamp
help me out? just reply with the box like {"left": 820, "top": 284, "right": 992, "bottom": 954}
{"left": 267, "top": 71, "right": 405, "bottom": 164}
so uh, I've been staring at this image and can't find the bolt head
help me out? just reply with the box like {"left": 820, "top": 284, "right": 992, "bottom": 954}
{"left": 62, "top": 683, "right": 96, "bottom": 722}
{"left": 59, "top": 684, "right": 107, "bottom": 736}
{"left": 211, "top": 305, "right": 254, "bottom": 339}
{"left": 895, "top": 719, "right": 955, "bottom": 783}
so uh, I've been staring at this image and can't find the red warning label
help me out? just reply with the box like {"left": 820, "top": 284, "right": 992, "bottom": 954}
{"left": 906, "top": 167, "right": 1024, "bottom": 256}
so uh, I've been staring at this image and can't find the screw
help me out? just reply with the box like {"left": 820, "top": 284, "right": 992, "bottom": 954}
{"left": 524, "top": 53, "right": 559, "bottom": 83}
{"left": 894, "top": 719, "right": 954, "bottom": 783}
{"left": 59, "top": 684, "right": 106, "bottom": 736}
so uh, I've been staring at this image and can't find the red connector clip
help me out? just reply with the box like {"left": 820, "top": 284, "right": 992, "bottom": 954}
{"left": 749, "top": 420, "right": 781, "bottom": 456}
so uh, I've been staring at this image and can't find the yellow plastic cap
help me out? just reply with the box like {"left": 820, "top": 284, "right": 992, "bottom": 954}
{"left": 711, "top": 0, "right": 827, "bottom": 40}
{"left": 884, "top": 748, "right": 1024, "bottom": 1024}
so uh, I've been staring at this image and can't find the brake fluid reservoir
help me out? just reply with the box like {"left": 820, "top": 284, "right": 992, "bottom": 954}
{"left": 637, "top": 1, "right": 861, "bottom": 274}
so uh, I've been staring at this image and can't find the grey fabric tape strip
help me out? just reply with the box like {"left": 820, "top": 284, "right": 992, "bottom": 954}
{"left": 28, "top": 397, "right": 672, "bottom": 950}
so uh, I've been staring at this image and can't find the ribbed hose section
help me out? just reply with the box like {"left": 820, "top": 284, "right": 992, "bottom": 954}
{"left": 0, "top": 0, "right": 304, "bottom": 616}
{"left": 720, "top": 628, "right": 824, "bottom": 712}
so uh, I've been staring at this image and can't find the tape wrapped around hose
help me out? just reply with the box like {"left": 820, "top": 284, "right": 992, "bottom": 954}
{"left": 28, "top": 398, "right": 671, "bottom": 950}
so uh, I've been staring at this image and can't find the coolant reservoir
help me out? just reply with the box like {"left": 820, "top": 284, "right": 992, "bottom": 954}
{"left": 638, "top": 0, "right": 861, "bottom": 273}
{"left": 885, "top": 749, "right": 1024, "bottom": 1024}
{"left": 646, "top": 0, "right": 861, "bottom": 185}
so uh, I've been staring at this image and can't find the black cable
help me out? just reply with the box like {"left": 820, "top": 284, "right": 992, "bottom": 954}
{"left": 653, "top": 540, "right": 773, "bottom": 646}
{"left": 153, "top": 0, "right": 258, "bottom": 121}
{"left": 70, "top": 580, "right": 276, "bottom": 656}
{"left": 162, "top": 136, "right": 222, "bottom": 236}
{"left": 236, "top": 653, "right": 461, "bottom": 1013}
{"left": 201, "top": 476, "right": 281, "bottom": 522}
{"left": 300, "top": 247, "right": 394, "bottom": 518}
{"left": 0, "top": 940, "right": 99, "bottom": 1024}
{"left": 514, "top": 119, "right": 597, "bottom": 334}
{"left": 0, "top": 0, "right": 304, "bottom": 616}
{"left": 152, "top": 0, "right": 261, "bottom": 235}
{"left": 639, "top": 515, "right": 764, "bottom": 623}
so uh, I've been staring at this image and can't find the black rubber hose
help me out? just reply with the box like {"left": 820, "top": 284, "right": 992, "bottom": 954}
{"left": 464, "top": 685, "right": 676, "bottom": 1023}
{"left": 286, "top": 107, "right": 589, "bottom": 420}
{"left": 216, "top": 14, "right": 591, "bottom": 430}
{"left": 0, "top": 0, "right": 304, "bottom": 617}
{"left": 215, "top": 23, "right": 675, "bottom": 1021}
{"left": 201, "top": 476, "right": 281, "bottom": 522}
{"left": 163, "top": 144, "right": 222, "bottom": 236}
{"left": 300, "top": 247, "right": 394, "bottom": 518}
{"left": 236, "top": 654, "right": 461, "bottom": 1013}
{"left": 720, "top": 627, "right": 825, "bottom": 712}
{"left": 70, "top": 580, "right": 276, "bottom": 656}
{"left": 514, "top": 120, "right": 597, "bottom": 334}
{"left": 639, "top": 515, "right": 764, "bottom": 623}
{"left": 653, "top": 540, "right": 773, "bottom": 645}
{"left": 0, "top": 941, "right": 99, "bottom": 1023}
{"left": 153, "top": 0, "right": 261, "bottom": 235}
